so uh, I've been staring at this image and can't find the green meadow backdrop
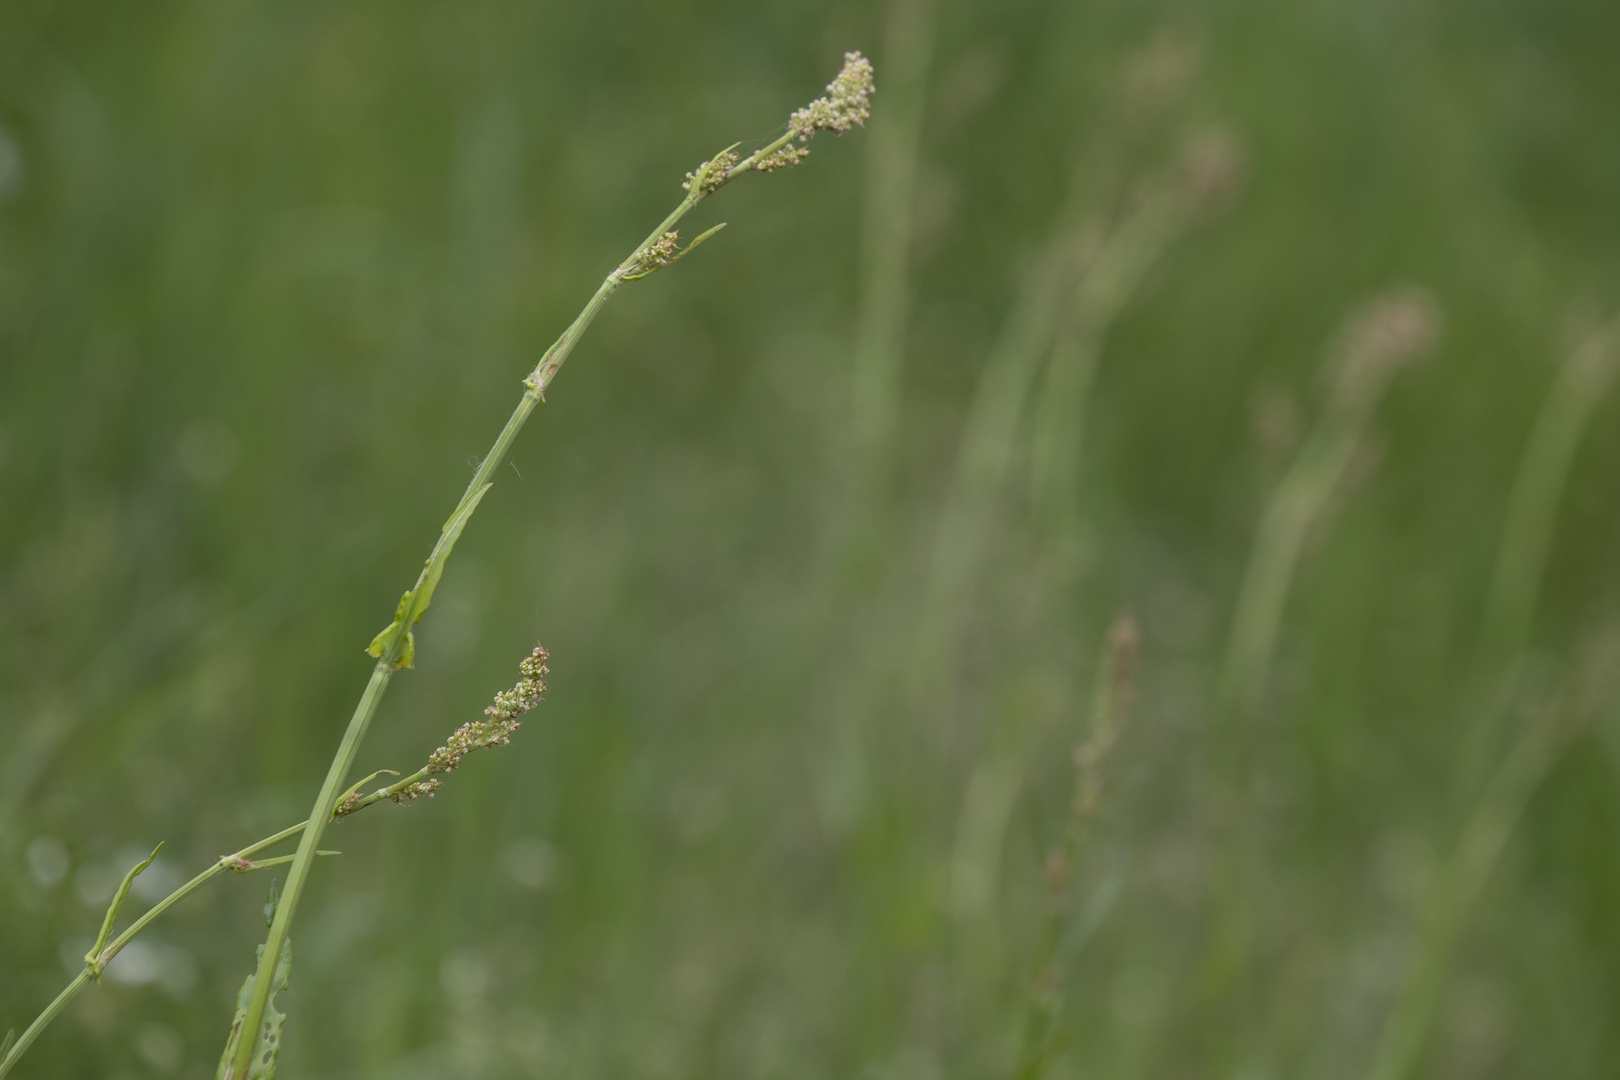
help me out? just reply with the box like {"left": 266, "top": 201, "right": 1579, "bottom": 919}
{"left": 4, "top": 0, "right": 1620, "bottom": 1077}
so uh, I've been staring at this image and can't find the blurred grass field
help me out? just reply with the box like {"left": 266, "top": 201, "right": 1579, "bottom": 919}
{"left": 5, "top": 0, "right": 1620, "bottom": 1077}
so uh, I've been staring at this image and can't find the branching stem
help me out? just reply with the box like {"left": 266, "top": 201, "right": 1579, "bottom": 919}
{"left": 226, "top": 89, "right": 869, "bottom": 1075}
{"left": 1, "top": 821, "right": 310, "bottom": 1079}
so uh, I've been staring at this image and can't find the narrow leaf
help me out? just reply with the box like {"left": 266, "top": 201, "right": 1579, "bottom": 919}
{"left": 87, "top": 842, "right": 162, "bottom": 976}
{"left": 334, "top": 769, "right": 399, "bottom": 810}
{"left": 665, "top": 222, "right": 728, "bottom": 267}
{"left": 621, "top": 223, "right": 729, "bottom": 280}
{"left": 409, "top": 482, "right": 493, "bottom": 626}
{"left": 238, "top": 852, "right": 338, "bottom": 871}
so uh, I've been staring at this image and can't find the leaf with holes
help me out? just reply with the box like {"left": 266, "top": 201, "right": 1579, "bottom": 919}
{"left": 216, "top": 938, "right": 291, "bottom": 1080}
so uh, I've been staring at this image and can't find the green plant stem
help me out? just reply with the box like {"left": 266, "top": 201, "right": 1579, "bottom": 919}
{"left": 1361, "top": 706, "right": 1567, "bottom": 1080}
{"left": 226, "top": 145, "right": 787, "bottom": 1078}
{"left": 1362, "top": 318, "right": 1620, "bottom": 1080}
{"left": 0, "top": 822, "right": 306, "bottom": 1079}
{"left": 230, "top": 663, "right": 395, "bottom": 1078}
{"left": 909, "top": 165, "right": 1201, "bottom": 712}
{"left": 1482, "top": 320, "right": 1620, "bottom": 663}
{"left": 907, "top": 234, "right": 1079, "bottom": 705}
{"left": 847, "top": 0, "right": 936, "bottom": 505}
{"left": 0, "top": 975, "right": 89, "bottom": 1080}
{"left": 1012, "top": 614, "right": 1136, "bottom": 1080}
{"left": 1200, "top": 391, "right": 1370, "bottom": 1006}
{"left": 1202, "top": 301, "right": 1427, "bottom": 1040}
{"left": 1028, "top": 196, "right": 1181, "bottom": 535}
{"left": 1463, "top": 318, "right": 1620, "bottom": 779}
{"left": 338, "top": 765, "right": 436, "bottom": 814}
{"left": 1217, "top": 400, "right": 1364, "bottom": 728}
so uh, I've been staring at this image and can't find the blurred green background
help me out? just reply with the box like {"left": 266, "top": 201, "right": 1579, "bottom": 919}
{"left": 5, "top": 0, "right": 1620, "bottom": 1077}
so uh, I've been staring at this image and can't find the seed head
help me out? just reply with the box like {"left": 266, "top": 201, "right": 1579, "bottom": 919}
{"left": 788, "top": 51, "right": 875, "bottom": 143}
{"left": 630, "top": 232, "right": 681, "bottom": 278}
{"left": 389, "top": 778, "right": 442, "bottom": 804}
{"left": 685, "top": 150, "right": 740, "bottom": 196}
{"left": 376, "top": 644, "right": 550, "bottom": 809}
{"left": 755, "top": 144, "right": 811, "bottom": 172}
{"left": 1074, "top": 611, "right": 1139, "bottom": 818}
{"left": 424, "top": 643, "right": 549, "bottom": 776}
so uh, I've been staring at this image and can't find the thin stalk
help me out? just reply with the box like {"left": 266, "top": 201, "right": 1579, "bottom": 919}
{"left": 1027, "top": 198, "right": 1180, "bottom": 537}
{"left": 1361, "top": 317, "right": 1620, "bottom": 1080}
{"left": 336, "top": 764, "right": 436, "bottom": 815}
{"left": 1482, "top": 319, "right": 1620, "bottom": 662}
{"left": 225, "top": 53, "right": 876, "bottom": 1072}
{"left": 907, "top": 235, "right": 1079, "bottom": 705}
{"left": 1011, "top": 612, "right": 1137, "bottom": 1080}
{"left": 949, "top": 737, "right": 1025, "bottom": 965}
{"left": 1361, "top": 704, "right": 1567, "bottom": 1080}
{"left": 1214, "top": 289, "right": 1435, "bottom": 786}
{"left": 0, "top": 975, "right": 90, "bottom": 1080}
{"left": 1465, "top": 317, "right": 1620, "bottom": 777}
{"left": 847, "top": 0, "right": 937, "bottom": 506}
{"left": 909, "top": 133, "right": 1229, "bottom": 710}
{"left": 1202, "top": 289, "right": 1434, "bottom": 1027}
{"left": 1201, "top": 402, "right": 1367, "bottom": 999}
{"left": 231, "top": 662, "right": 393, "bottom": 1076}
{"left": 1216, "top": 404, "right": 1365, "bottom": 726}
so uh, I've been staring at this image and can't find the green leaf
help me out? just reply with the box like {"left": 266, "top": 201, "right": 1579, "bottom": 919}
{"left": 364, "top": 621, "right": 398, "bottom": 660}
{"left": 216, "top": 938, "right": 292, "bottom": 1080}
{"left": 86, "top": 842, "right": 162, "bottom": 979}
{"left": 364, "top": 591, "right": 414, "bottom": 661}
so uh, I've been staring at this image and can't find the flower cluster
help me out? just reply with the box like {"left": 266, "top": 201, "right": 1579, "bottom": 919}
{"left": 627, "top": 232, "right": 681, "bottom": 278}
{"left": 386, "top": 777, "right": 441, "bottom": 805}
{"left": 684, "top": 149, "right": 739, "bottom": 196}
{"left": 789, "top": 51, "right": 874, "bottom": 141}
{"left": 346, "top": 644, "right": 548, "bottom": 812}
{"left": 755, "top": 144, "right": 810, "bottom": 173}
{"left": 757, "top": 51, "right": 874, "bottom": 172}
{"left": 425, "top": 643, "right": 548, "bottom": 774}
{"left": 333, "top": 789, "right": 366, "bottom": 818}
